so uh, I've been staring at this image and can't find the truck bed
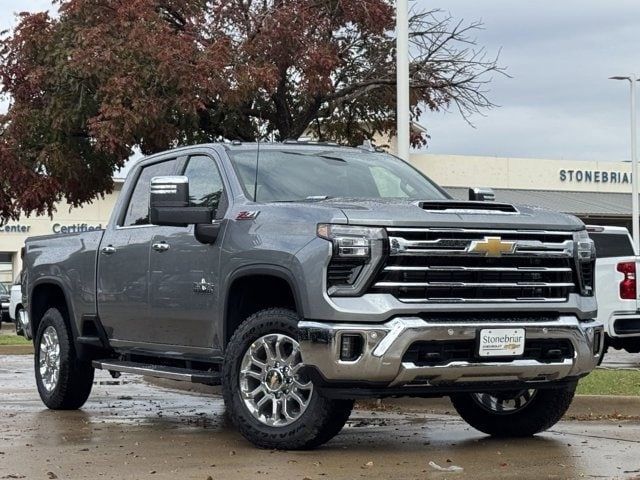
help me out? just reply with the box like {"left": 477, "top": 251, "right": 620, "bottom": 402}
{"left": 24, "top": 230, "right": 105, "bottom": 330}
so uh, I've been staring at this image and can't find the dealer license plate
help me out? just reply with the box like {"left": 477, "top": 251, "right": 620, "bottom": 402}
{"left": 478, "top": 328, "right": 526, "bottom": 357}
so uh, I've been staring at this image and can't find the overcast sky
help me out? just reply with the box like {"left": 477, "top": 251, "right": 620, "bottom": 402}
{"left": 2, "top": 1, "right": 640, "bottom": 162}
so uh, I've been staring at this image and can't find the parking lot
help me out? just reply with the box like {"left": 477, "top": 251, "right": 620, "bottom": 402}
{"left": 1, "top": 354, "right": 639, "bottom": 480}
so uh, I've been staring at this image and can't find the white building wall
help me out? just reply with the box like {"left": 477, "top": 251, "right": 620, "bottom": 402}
{"left": 410, "top": 154, "right": 635, "bottom": 194}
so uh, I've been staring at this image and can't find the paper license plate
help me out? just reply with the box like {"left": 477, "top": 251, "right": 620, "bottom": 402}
{"left": 478, "top": 328, "right": 525, "bottom": 357}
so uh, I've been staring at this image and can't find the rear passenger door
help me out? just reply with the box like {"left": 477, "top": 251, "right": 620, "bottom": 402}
{"left": 97, "top": 157, "right": 179, "bottom": 344}
{"left": 148, "top": 153, "right": 228, "bottom": 349}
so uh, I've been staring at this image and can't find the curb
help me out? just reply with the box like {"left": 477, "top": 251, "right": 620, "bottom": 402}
{"left": 145, "top": 377, "right": 640, "bottom": 419}
{"left": 0, "top": 344, "right": 33, "bottom": 356}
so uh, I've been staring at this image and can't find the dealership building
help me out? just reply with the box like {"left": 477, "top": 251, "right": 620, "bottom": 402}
{"left": 0, "top": 154, "right": 637, "bottom": 284}
{"left": 0, "top": 180, "right": 123, "bottom": 284}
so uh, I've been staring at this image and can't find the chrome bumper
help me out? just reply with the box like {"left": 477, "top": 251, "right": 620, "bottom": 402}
{"left": 298, "top": 316, "right": 603, "bottom": 387}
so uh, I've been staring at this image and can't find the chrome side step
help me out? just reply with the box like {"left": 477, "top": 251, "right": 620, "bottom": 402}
{"left": 92, "top": 360, "right": 221, "bottom": 385}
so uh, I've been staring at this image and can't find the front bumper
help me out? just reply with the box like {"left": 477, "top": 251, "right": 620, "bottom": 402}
{"left": 298, "top": 316, "right": 603, "bottom": 388}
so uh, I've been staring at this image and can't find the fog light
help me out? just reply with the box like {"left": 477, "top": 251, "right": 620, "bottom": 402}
{"left": 340, "top": 334, "right": 363, "bottom": 361}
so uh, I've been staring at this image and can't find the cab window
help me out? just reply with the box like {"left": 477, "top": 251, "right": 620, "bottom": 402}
{"left": 123, "top": 159, "right": 177, "bottom": 226}
{"left": 183, "top": 155, "right": 225, "bottom": 214}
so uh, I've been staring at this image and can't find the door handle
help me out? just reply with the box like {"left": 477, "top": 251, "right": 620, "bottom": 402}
{"left": 101, "top": 245, "right": 116, "bottom": 255}
{"left": 152, "top": 242, "right": 170, "bottom": 252}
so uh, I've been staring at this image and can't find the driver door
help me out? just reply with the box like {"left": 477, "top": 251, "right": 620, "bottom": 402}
{"left": 148, "top": 153, "right": 227, "bottom": 348}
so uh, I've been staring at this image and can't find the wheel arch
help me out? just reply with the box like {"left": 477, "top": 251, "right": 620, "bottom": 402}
{"left": 223, "top": 265, "right": 303, "bottom": 347}
{"left": 29, "top": 278, "right": 80, "bottom": 350}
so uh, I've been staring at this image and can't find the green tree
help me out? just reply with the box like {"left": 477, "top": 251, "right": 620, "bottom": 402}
{"left": 0, "top": 0, "right": 504, "bottom": 221}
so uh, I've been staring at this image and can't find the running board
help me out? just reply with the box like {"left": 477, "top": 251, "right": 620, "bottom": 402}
{"left": 92, "top": 360, "right": 221, "bottom": 385}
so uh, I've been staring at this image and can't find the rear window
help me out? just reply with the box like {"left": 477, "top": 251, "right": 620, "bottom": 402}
{"left": 589, "top": 232, "right": 635, "bottom": 258}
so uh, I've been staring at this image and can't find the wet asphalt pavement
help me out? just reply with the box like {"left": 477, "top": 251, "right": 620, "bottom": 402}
{"left": 1, "top": 355, "right": 640, "bottom": 480}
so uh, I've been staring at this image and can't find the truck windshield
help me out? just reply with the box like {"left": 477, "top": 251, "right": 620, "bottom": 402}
{"left": 228, "top": 149, "right": 449, "bottom": 202}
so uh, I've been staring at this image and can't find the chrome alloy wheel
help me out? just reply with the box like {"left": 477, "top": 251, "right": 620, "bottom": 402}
{"left": 239, "top": 333, "right": 313, "bottom": 427}
{"left": 472, "top": 390, "right": 538, "bottom": 414}
{"left": 39, "top": 326, "right": 61, "bottom": 392}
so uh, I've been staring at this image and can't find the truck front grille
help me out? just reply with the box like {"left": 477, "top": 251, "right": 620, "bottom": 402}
{"left": 370, "top": 228, "right": 578, "bottom": 303}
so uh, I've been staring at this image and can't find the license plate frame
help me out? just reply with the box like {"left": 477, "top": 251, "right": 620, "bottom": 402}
{"left": 477, "top": 328, "right": 526, "bottom": 358}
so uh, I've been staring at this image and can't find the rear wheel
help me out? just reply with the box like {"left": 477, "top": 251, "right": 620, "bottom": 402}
{"left": 222, "top": 308, "right": 353, "bottom": 449}
{"left": 14, "top": 307, "right": 24, "bottom": 336}
{"left": 450, "top": 384, "right": 576, "bottom": 437}
{"left": 35, "top": 307, "right": 94, "bottom": 410}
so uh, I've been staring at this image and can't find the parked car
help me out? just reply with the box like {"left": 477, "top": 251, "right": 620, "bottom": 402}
{"left": 588, "top": 225, "right": 640, "bottom": 359}
{"left": 22, "top": 142, "right": 603, "bottom": 450}
{"left": 9, "top": 273, "right": 30, "bottom": 339}
{"left": 0, "top": 282, "right": 10, "bottom": 324}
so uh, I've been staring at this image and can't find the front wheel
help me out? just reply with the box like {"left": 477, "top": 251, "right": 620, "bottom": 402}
{"left": 35, "top": 307, "right": 94, "bottom": 410}
{"left": 222, "top": 308, "right": 353, "bottom": 450}
{"left": 450, "top": 384, "right": 576, "bottom": 437}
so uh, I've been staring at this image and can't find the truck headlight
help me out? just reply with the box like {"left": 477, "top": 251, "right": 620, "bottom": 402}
{"left": 317, "top": 224, "right": 387, "bottom": 296}
{"left": 317, "top": 224, "right": 386, "bottom": 258}
{"left": 574, "top": 229, "right": 596, "bottom": 297}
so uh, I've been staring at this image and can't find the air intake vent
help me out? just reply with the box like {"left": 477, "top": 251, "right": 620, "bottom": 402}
{"left": 418, "top": 201, "right": 517, "bottom": 213}
{"left": 327, "top": 260, "right": 364, "bottom": 288}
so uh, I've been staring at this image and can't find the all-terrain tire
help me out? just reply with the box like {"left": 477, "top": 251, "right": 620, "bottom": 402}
{"left": 222, "top": 308, "right": 353, "bottom": 450}
{"left": 35, "top": 307, "right": 94, "bottom": 410}
{"left": 14, "top": 307, "right": 24, "bottom": 336}
{"left": 450, "top": 384, "right": 576, "bottom": 437}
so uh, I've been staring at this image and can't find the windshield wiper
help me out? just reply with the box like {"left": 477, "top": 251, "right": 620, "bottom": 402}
{"left": 273, "top": 196, "right": 333, "bottom": 203}
{"left": 280, "top": 152, "right": 346, "bottom": 162}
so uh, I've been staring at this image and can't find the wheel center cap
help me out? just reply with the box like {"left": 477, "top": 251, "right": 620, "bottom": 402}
{"left": 265, "top": 369, "right": 284, "bottom": 392}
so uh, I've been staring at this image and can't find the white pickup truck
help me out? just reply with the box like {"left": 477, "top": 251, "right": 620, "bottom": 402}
{"left": 589, "top": 225, "right": 640, "bottom": 358}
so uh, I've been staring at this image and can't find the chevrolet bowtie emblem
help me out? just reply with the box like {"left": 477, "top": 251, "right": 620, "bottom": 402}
{"left": 468, "top": 236, "right": 516, "bottom": 257}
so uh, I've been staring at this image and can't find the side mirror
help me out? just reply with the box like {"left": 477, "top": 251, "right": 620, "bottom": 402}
{"left": 149, "top": 176, "right": 212, "bottom": 227}
{"left": 468, "top": 187, "right": 495, "bottom": 202}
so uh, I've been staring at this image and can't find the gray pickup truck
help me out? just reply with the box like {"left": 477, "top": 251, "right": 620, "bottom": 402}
{"left": 22, "top": 142, "right": 603, "bottom": 449}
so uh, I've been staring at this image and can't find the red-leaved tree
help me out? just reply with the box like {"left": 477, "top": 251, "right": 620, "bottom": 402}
{"left": 0, "top": 0, "right": 504, "bottom": 221}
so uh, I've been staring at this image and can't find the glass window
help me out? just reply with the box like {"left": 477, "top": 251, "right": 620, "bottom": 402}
{"left": 123, "top": 159, "right": 177, "bottom": 226}
{"left": 590, "top": 232, "right": 635, "bottom": 258}
{"left": 183, "top": 155, "right": 224, "bottom": 212}
{"left": 228, "top": 149, "right": 447, "bottom": 202}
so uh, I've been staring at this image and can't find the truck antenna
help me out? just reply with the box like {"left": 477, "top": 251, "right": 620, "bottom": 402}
{"left": 253, "top": 121, "right": 261, "bottom": 202}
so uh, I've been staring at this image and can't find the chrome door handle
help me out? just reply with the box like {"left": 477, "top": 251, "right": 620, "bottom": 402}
{"left": 101, "top": 245, "right": 116, "bottom": 255}
{"left": 152, "top": 242, "right": 170, "bottom": 252}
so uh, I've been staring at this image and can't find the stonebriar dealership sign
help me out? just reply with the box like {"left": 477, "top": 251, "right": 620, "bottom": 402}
{"left": 559, "top": 169, "right": 631, "bottom": 184}
{"left": 412, "top": 155, "right": 636, "bottom": 193}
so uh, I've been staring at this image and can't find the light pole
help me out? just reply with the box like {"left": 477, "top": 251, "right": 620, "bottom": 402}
{"left": 611, "top": 75, "right": 640, "bottom": 251}
{"left": 396, "top": 0, "right": 410, "bottom": 161}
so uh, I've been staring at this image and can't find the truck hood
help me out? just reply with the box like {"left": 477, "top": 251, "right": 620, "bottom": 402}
{"left": 314, "top": 198, "right": 584, "bottom": 231}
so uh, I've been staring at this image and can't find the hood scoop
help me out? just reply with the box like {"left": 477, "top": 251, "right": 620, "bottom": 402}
{"left": 418, "top": 201, "right": 518, "bottom": 214}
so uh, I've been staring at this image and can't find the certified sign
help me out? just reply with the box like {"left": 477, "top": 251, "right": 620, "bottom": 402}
{"left": 478, "top": 328, "right": 525, "bottom": 357}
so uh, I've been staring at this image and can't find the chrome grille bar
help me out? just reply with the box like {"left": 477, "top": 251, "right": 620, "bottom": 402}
{"left": 397, "top": 297, "right": 568, "bottom": 304}
{"left": 389, "top": 237, "right": 574, "bottom": 257}
{"left": 383, "top": 266, "right": 572, "bottom": 273}
{"left": 386, "top": 228, "right": 575, "bottom": 235}
{"left": 375, "top": 281, "right": 575, "bottom": 288}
